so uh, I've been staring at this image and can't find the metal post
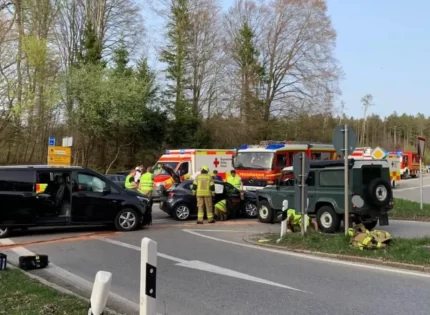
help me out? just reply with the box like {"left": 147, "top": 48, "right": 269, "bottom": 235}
{"left": 88, "top": 271, "right": 112, "bottom": 315}
{"left": 140, "top": 237, "right": 157, "bottom": 315}
{"left": 420, "top": 157, "right": 423, "bottom": 210}
{"left": 300, "top": 153, "right": 305, "bottom": 236}
{"left": 344, "top": 124, "right": 349, "bottom": 236}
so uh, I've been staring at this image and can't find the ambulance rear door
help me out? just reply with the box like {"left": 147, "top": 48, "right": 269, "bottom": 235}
{"left": 386, "top": 154, "right": 401, "bottom": 187}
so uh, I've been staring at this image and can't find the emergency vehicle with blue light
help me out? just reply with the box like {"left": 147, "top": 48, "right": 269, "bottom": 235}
{"left": 151, "top": 149, "right": 235, "bottom": 200}
{"left": 232, "top": 141, "right": 338, "bottom": 191}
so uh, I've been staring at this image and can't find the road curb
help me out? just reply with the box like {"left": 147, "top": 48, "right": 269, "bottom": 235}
{"left": 4, "top": 263, "right": 124, "bottom": 315}
{"left": 242, "top": 234, "right": 430, "bottom": 274}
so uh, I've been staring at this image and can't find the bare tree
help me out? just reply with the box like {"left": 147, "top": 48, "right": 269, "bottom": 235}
{"left": 259, "top": 0, "right": 341, "bottom": 119}
{"left": 187, "top": 0, "right": 222, "bottom": 117}
{"left": 360, "top": 93, "right": 373, "bottom": 145}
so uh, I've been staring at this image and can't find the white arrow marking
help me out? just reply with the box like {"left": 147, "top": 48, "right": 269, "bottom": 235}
{"left": 175, "top": 260, "right": 307, "bottom": 292}
{"left": 98, "top": 238, "right": 308, "bottom": 293}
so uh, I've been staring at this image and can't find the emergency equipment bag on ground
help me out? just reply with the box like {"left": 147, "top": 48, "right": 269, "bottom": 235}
{"left": 348, "top": 223, "right": 392, "bottom": 250}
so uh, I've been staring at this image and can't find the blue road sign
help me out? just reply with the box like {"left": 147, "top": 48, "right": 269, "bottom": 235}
{"left": 49, "top": 137, "right": 55, "bottom": 146}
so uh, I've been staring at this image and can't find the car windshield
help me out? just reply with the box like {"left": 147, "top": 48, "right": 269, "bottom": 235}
{"left": 153, "top": 162, "right": 179, "bottom": 175}
{"left": 235, "top": 152, "right": 274, "bottom": 170}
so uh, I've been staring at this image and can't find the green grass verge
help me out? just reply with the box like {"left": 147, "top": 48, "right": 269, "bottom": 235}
{"left": 391, "top": 198, "right": 430, "bottom": 221}
{"left": 262, "top": 231, "right": 430, "bottom": 266}
{"left": 0, "top": 268, "right": 101, "bottom": 315}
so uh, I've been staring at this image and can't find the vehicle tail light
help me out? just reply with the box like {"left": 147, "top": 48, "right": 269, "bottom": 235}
{"left": 168, "top": 192, "right": 175, "bottom": 198}
{"left": 267, "top": 180, "right": 274, "bottom": 185}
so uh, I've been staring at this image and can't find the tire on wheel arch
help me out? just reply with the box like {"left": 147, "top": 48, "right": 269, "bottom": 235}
{"left": 257, "top": 199, "right": 273, "bottom": 223}
{"left": 367, "top": 178, "right": 392, "bottom": 207}
{"left": 114, "top": 208, "right": 141, "bottom": 231}
{"left": 316, "top": 205, "right": 341, "bottom": 233}
{"left": 173, "top": 203, "right": 191, "bottom": 221}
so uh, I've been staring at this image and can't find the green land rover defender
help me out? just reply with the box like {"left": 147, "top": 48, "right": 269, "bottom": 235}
{"left": 256, "top": 159, "right": 394, "bottom": 233}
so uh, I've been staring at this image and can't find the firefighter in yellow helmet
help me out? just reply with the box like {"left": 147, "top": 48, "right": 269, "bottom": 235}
{"left": 192, "top": 165, "right": 215, "bottom": 224}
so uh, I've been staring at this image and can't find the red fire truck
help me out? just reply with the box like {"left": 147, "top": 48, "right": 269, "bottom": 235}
{"left": 400, "top": 151, "right": 420, "bottom": 178}
{"left": 232, "top": 141, "right": 338, "bottom": 191}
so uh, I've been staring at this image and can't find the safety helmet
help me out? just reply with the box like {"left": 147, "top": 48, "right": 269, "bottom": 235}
{"left": 201, "top": 165, "right": 209, "bottom": 171}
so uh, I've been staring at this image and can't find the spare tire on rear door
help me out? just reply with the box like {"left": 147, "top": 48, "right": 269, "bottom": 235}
{"left": 367, "top": 178, "right": 392, "bottom": 207}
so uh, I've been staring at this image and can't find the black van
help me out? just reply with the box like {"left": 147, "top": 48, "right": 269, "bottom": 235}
{"left": 0, "top": 165, "right": 152, "bottom": 238}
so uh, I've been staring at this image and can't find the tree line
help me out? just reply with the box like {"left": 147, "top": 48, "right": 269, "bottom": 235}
{"left": 0, "top": 0, "right": 428, "bottom": 173}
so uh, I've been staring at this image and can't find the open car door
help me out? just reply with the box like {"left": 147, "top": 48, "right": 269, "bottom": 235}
{"left": 161, "top": 164, "right": 181, "bottom": 184}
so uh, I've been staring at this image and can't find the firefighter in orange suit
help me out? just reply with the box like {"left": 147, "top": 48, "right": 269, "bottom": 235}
{"left": 192, "top": 165, "right": 215, "bottom": 224}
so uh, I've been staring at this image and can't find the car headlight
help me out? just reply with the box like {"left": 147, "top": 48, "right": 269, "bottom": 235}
{"left": 136, "top": 196, "right": 148, "bottom": 204}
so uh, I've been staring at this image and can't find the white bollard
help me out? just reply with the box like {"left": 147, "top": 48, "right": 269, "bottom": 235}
{"left": 140, "top": 237, "right": 157, "bottom": 315}
{"left": 277, "top": 200, "right": 289, "bottom": 243}
{"left": 88, "top": 271, "right": 112, "bottom": 315}
{"left": 304, "top": 198, "right": 309, "bottom": 233}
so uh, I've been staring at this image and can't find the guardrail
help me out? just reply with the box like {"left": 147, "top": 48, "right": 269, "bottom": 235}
{"left": 88, "top": 237, "right": 158, "bottom": 315}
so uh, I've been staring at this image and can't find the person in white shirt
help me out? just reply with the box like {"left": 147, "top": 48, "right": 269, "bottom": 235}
{"left": 134, "top": 166, "right": 142, "bottom": 183}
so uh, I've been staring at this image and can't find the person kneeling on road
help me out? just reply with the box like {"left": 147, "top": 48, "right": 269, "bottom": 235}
{"left": 214, "top": 199, "right": 228, "bottom": 221}
{"left": 286, "top": 209, "right": 319, "bottom": 233}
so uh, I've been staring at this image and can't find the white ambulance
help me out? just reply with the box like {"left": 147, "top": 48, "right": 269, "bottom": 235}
{"left": 151, "top": 149, "right": 235, "bottom": 200}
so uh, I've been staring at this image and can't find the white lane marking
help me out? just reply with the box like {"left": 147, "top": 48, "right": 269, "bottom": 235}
{"left": 182, "top": 229, "right": 430, "bottom": 279}
{"left": 98, "top": 237, "right": 308, "bottom": 293}
{"left": 100, "top": 237, "right": 186, "bottom": 263}
{"left": 0, "top": 238, "right": 14, "bottom": 245}
{"left": 395, "top": 184, "right": 430, "bottom": 192}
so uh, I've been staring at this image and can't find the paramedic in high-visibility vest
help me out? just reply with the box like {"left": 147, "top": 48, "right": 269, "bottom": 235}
{"left": 286, "top": 209, "right": 319, "bottom": 233}
{"left": 125, "top": 169, "right": 138, "bottom": 190}
{"left": 227, "top": 169, "right": 243, "bottom": 190}
{"left": 192, "top": 165, "right": 215, "bottom": 224}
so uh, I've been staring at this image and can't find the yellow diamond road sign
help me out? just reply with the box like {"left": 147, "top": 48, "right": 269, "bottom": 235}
{"left": 371, "top": 146, "right": 385, "bottom": 160}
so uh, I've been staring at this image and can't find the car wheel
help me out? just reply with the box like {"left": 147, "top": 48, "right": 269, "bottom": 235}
{"left": 115, "top": 208, "right": 141, "bottom": 231}
{"left": 316, "top": 205, "right": 340, "bottom": 233}
{"left": 243, "top": 202, "right": 258, "bottom": 218}
{"left": 362, "top": 220, "right": 378, "bottom": 231}
{"left": 173, "top": 204, "right": 191, "bottom": 221}
{"left": 0, "top": 227, "right": 11, "bottom": 239}
{"left": 257, "top": 200, "right": 273, "bottom": 223}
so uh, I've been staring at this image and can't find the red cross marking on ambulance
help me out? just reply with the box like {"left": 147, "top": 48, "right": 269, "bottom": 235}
{"left": 213, "top": 158, "right": 220, "bottom": 168}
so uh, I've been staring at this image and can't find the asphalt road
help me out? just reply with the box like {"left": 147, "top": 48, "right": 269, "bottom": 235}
{"left": 2, "top": 206, "right": 430, "bottom": 315}
{"left": 394, "top": 174, "right": 430, "bottom": 202}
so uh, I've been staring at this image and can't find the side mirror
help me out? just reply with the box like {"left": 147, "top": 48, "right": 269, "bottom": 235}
{"left": 232, "top": 155, "right": 236, "bottom": 167}
{"left": 102, "top": 187, "right": 110, "bottom": 195}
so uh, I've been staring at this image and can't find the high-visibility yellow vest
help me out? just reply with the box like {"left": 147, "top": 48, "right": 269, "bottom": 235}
{"left": 36, "top": 183, "right": 48, "bottom": 194}
{"left": 215, "top": 200, "right": 227, "bottom": 213}
{"left": 139, "top": 172, "right": 153, "bottom": 194}
{"left": 192, "top": 173, "right": 214, "bottom": 197}
{"left": 287, "top": 209, "right": 310, "bottom": 227}
{"left": 227, "top": 175, "right": 241, "bottom": 190}
{"left": 125, "top": 174, "right": 135, "bottom": 189}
